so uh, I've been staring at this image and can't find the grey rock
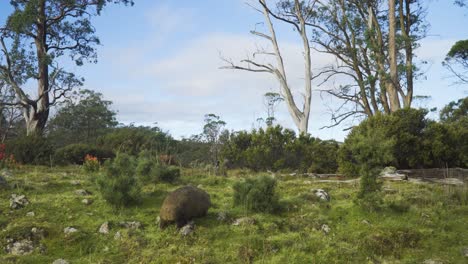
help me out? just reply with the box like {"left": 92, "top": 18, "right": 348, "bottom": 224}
{"left": 217, "top": 211, "right": 230, "bottom": 222}
{"left": 75, "top": 189, "right": 91, "bottom": 196}
{"left": 81, "top": 198, "right": 93, "bottom": 205}
{"left": 10, "top": 194, "right": 30, "bottom": 209}
{"left": 6, "top": 239, "right": 34, "bottom": 256}
{"left": 119, "top": 221, "right": 142, "bottom": 230}
{"left": 312, "top": 189, "right": 330, "bottom": 202}
{"left": 321, "top": 224, "right": 331, "bottom": 234}
{"left": 462, "top": 247, "right": 468, "bottom": 257}
{"left": 361, "top": 220, "right": 371, "bottom": 225}
{"left": 180, "top": 221, "right": 195, "bottom": 236}
{"left": 232, "top": 217, "right": 255, "bottom": 226}
{"left": 0, "top": 169, "right": 13, "bottom": 178}
{"left": 70, "top": 180, "right": 81, "bottom": 186}
{"left": 114, "top": 231, "right": 122, "bottom": 240}
{"left": 99, "top": 222, "right": 110, "bottom": 234}
{"left": 0, "top": 175, "right": 8, "bottom": 189}
{"left": 63, "top": 227, "right": 78, "bottom": 234}
{"left": 52, "top": 259, "right": 69, "bottom": 264}
{"left": 31, "top": 227, "right": 45, "bottom": 240}
{"left": 26, "top": 211, "right": 35, "bottom": 217}
{"left": 423, "top": 260, "right": 443, "bottom": 264}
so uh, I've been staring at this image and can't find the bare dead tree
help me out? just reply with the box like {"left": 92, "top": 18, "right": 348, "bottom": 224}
{"left": 221, "top": 0, "right": 317, "bottom": 134}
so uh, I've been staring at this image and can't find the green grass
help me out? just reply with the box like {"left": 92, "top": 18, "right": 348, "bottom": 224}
{"left": 1, "top": 166, "right": 467, "bottom": 263}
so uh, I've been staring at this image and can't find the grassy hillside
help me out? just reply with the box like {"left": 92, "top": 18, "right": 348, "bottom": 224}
{"left": 1, "top": 167, "right": 467, "bottom": 263}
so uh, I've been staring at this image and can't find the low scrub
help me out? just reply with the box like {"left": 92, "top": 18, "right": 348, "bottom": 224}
{"left": 233, "top": 175, "right": 280, "bottom": 213}
{"left": 96, "top": 153, "right": 141, "bottom": 207}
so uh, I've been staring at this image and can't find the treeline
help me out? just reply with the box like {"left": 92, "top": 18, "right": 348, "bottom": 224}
{"left": 1, "top": 90, "right": 467, "bottom": 175}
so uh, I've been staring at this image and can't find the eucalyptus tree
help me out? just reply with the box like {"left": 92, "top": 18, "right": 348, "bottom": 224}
{"left": 307, "top": 0, "right": 426, "bottom": 127}
{"left": 0, "top": 0, "right": 132, "bottom": 136}
{"left": 222, "top": 0, "right": 316, "bottom": 134}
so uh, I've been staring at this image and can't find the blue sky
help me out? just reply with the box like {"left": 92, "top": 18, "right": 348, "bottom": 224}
{"left": 0, "top": 0, "right": 467, "bottom": 141}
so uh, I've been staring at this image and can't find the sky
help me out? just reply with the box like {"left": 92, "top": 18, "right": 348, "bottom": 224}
{"left": 0, "top": 0, "right": 467, "bottom": 141}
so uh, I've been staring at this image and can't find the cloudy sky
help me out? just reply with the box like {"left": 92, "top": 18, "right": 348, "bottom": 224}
{"left": 0, "top": 0, "right": 467, "bottom": 141}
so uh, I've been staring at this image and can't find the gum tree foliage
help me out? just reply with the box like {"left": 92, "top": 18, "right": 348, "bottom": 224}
{"left": 444, "top": 40, "right": 468, "bottom": 84}
{"left": 202, "top": 113, "right": 227, "bottom": 166}
{"left": 0, "top": 0, "right": 133, "bottom": 136}
{"left": 309, "top": 0, "right": 427, "bottom": 127}
{"left": 47, "top": 89, "right": 118, "bottom": 147}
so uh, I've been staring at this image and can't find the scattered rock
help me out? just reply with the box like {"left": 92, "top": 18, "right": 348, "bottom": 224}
{"left": 423, "top": 260, "right": 443, "bottom": 264}
{"left": 70, "top": 180, "right": 81, "bottom": 186}
{"left": 312, "top": 189, "right": 330, "bottom": 202}
{"left": 31, "top": 227, "right": 46, "bottom": 240}
{"left": 6, "top": 238, "right": 34, "bottom": 256}
{"left": 10, "top": 194, "right": 30, "bottom": 209}
{"left": 81, "top": 198, "right": 93, "bottom": 205}
{"left": 99, "top": 222, "right": 110, "bottom": 234}
{"left": 197, "top": 184, "right": 203, "bottom": 189}
{"left": 119, "top": 221, "right": 142, "bottom": 230}
{"left": 26, "top": 211, "right": 35, "bottom": 217}
{"left": 63, "top": 227, "right": 78, "bottom": 235}
{"left": 0, "top": 175, "right": 8, "bottom": 189}
{"left": 159, "top": 186, "right": 211, "bottom": 228}
{"left": 217, "top": 211, "right": 230, "bottom": 222}
{"left": 462, "top": 247, "right": 468, "bottom": 257}
{"left": 232, "top": 217, "right": 255, "bottom": 226}
{"left": 380, "top": 167, "right": 407, "bottom": 181}
{"left": 0, "top": 169, "right": 13, "bottom": 178}
{"left": 361, "top": 220, "right": 371, "bottom": 225}
{"left": 75, "top": 189, "right": 91, "bottom": 196}
{"left": 303, "top": 180, "right": 313, "bottom": 185}
{"left": 114, "top": 231, "right": 122, "bottom": 240}
{"left": 321, "top": 224, "right": 331, "bottom": 234}
{"left": 289, "top": 172, "right": 297, "bottom": 176}
{"left": 52, "top": 259, "right": 69, "bottom": 264}
{"left": 180, "top": 221, "right": 195, "bottom": 236}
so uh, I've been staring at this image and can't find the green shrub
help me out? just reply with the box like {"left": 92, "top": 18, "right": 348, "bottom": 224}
{"left": 154, "top": 165, "right": 180, "bottom": 183}
{"left": 54, "top": 144, "right": 114, "bottom": 165}
{"left": 135, "top": 154, "right": 180, "bottom": 184}
{"left": 5, "top": 135, "right": 54, "bottom": 165}
{"left": 233, "top": 175, "right": 280, "bottom": 213}
{"left": 96, "top": 153, "right": 141, "bottom": 207}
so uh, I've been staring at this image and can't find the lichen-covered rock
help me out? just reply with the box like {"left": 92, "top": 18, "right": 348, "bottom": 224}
{"left": 99, "top": 222, "right": 110, "bottom": 234}
{"left": 10, "top": 194, "right": 29, "bottom": 209}
{"left": 119, "top": 221, "right": 142, "bottom": 230}
{"left": 232, "top": 217, "right": 255, "bottom": 226}
{"left": 180, "top": 221, "right": 195, "bottom": 236}
{"left": 75, "top": 189, "right": 91, "bottom": 196}
{"left": 64, "top": 227, "right": 78, "bottom": 234}
{"left": 159, "top": 186, "right": 211, "bottom": 228}
{"left": 312, "top": 189, "right": 330, "bottom": 202}
{"left": 321, "top": 224, "right": 331, "bottom": 234}
{"left": 52, "top": 259, "right": 70, "bottom": 264}
{"left": 6, "top": 239, "right": 34, "bottom": 255}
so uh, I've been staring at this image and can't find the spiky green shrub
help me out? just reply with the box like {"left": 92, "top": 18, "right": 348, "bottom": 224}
{"left": 96, "top": 153, "right": 141, "bottom": 207}
{"left": 233, "top": 175, "right": 279, "bottom": 213}
{"left": 154, "top": 165, "right": 180, "bottom": 183}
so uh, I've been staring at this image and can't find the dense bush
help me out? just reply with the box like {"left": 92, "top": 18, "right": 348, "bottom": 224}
{"left": 97, "top": 126, "right": 176, "bottom": 156}
{"left": 339, "top": 106, "right": 468, "bottom": 177}
{"left": 222, "top": 126, "right": 339, "bottom": 173}
{"left": 233, "top": 175, "right": 280, "bottom": 213}
{"left": 83, "top": 154, "right": 100, "bottom": 173}
{"left": 54, "top": 143, "right": 114, "bottom": 165}
{"left": 96, "top": 153, "right": 141, "bottom": 207}
{"left": 136, "top": 155, "right": 180, "bottom": 183}
{"left": 5, "top": 135, "right": 54, "bottom": 165}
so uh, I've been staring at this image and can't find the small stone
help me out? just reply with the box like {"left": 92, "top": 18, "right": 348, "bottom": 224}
{"left": 303, "top": 180, "right": 313, "bottom": 185}
{"left": 312, "top": 189, "right": 330, "bottom": 202}
{"left": 197, "top": 184, "right": 203, "bottom": 189}
{"left": 361, "top": 220, "right": 370, "bottom": 225}
{"left": 114, "top": 231, "right": 122, "bottom": 240}
{"left": 6, "top": 239, "right": 34, "bottom": 256}
{"left": 289, "top": 173, "right": 297, "bottom": 176}
{"left": 0, "top": 169, "right": 13, "bottom": 178}
{"left": 155, "top": 216, "right": 160, "bottom": 225}
{"left": 31, "top": 227, "right": 45, "bottom": 240}
{"left": 70, "top": 180, "right": 81, "bottom": 186}
{"left": 52, "top": 259, "right": 70, "bottom": 264}
{"left": 75, "top": 189, "right": 91, "bottom": 196}
{"left": 99, "top": 222, "right": 110, "bottom": 234}
{"left": 321, "top": 224, "right": 331, "bottom": 234}
{"left": 81, "top": 198, "right": 93, "bottom": 205}
{"left": 180, "top": 221, "right": 195, "bottom": 236}
{"left": 9, "top": 194, "right": 30, "bottom": 209}
{"left": 423, "top": 260, "right": 443, "bottom": 264}
{"left": 119, "top": 221, "right": 142, "bottom": 230}
{"left": 26, "top": 211, "right": 35, "bottom": 217}
{"left": 232, "top": 217, "right": 255, "bottom": 226}
{"left": 462, "top": 247, "right": 468, "bottom": 257}
{"left": 63, "top": 227, "right": 78, "bottom": 234}
{"left": 217, "top": 211, "right": 230, "bottom": 222}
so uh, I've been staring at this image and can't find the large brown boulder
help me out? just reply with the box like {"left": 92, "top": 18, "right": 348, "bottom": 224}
{"left": 159, "top": 186, "right": 211, "bottom": 228}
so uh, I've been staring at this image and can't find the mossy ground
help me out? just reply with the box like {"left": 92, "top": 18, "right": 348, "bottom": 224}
{"left": 1, "top": 166, "right": 467, "bottom": 263}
